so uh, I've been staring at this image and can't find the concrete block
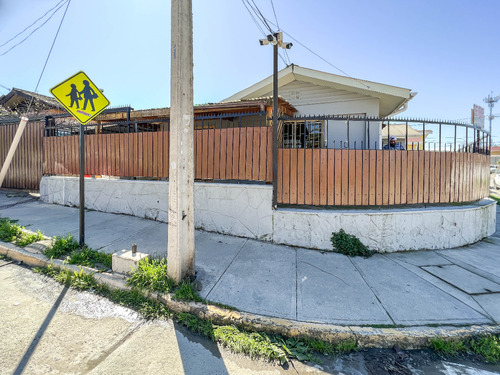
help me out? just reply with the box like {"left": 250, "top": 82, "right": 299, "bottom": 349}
{"left": 112, "top": 249, "right": 148, "bottom": 274}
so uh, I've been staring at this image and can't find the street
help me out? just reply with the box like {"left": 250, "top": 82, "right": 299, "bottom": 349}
{"left": 1, "top": 259, "right": 499, "bottom": 375}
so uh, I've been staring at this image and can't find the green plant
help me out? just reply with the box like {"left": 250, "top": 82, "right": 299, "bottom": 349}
{"left": 213, "top": 325, "right": 288, "bottom": 364}
{"left": 127, "top": 258, "right": 174, "bottom": 294}
{"left": 45, "top": 234, "right": 80, "bottom": 259}
{"left": 174, "top": 280, "right": 203, "bottom": 302}
{"left": 490, "top": 195, "right": 500, "bottom": 204}
{"left": 68, "top": 247, "right": 112, "bottom": 269}
{"left": 331, "top": 229, "right": 374, "bottom": 257}
{"left": 0, "top": 217, "right": 43, "bottom": 247}
{"left": 469, "top": 336, "right": 500, "bottom": 363}
{"left": 429, "top": 338, "right": 466, "bottom": 356}
{"left": 15, "top": 230, "right": 44, "bottom": 247}
{"left": 0, "top": 217, "right": 21, "bottom": 242}
{"left": 177, "top": 312, "right": 215, "bottom": 339}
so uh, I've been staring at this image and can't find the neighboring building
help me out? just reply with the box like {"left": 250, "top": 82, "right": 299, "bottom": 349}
{"left": 222, "top": 64, "right": 416, "bottom": 149}
{"left": 491, "top": 146, "right": 500, "bottom": 166}
{"left": 0, "top": 88, "right": 64, "bottom": 117}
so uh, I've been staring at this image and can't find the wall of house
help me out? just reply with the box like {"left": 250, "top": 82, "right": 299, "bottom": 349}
{"left": 40, "top": 176, "right": 496, "bottom": 252}
{"left": 264, "top": 81, "right": 382, "bottom": 149}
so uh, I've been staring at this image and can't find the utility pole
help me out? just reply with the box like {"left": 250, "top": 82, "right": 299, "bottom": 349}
{"left": 259, "top": 32, "right": 292, "bottom": 209}
{"left": 168, "top": 0, "right": 195, "bottom": 283}
{"left": 484, "top": 93, "right": 499, "bottom": 151}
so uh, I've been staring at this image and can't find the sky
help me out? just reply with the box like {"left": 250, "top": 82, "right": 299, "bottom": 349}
{"left": 0, "top": 0, "right": 499, "bottom": 143}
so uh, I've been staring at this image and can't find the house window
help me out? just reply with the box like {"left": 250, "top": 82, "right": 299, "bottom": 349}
{"left": 282, "top": 120, "right": 324, "bottom": 148}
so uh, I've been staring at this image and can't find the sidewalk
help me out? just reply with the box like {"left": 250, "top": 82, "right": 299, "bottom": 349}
{"left": 1, "top": 190, "right": 499, "bottom": 329}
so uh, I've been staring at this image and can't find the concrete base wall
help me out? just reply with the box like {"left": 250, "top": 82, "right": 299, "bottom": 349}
{"left": 40, "top": 176, "right": 496, "bottom": 252}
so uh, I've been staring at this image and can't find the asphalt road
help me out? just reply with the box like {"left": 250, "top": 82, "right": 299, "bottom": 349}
{"left": 1, "top": 260, "right": 499, "bottom": 375}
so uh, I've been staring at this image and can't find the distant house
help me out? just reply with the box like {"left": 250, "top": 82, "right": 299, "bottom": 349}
{"left": 0, "top": 88, "right": 64, "bottom": 117}
{"left": 222, "top": 64, "right": 417, "bottom": 149}
{"left": 381, "top": 123, "right": 433, "bottom": 150}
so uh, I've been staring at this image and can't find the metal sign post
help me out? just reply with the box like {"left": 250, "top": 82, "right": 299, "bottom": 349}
{"left": 50, "top": 71, "right": 110, "bottom": 246}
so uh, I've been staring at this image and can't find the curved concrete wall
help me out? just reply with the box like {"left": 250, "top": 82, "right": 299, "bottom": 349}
{"left": 40, "top": 176, "right": 496, "bottom": 252}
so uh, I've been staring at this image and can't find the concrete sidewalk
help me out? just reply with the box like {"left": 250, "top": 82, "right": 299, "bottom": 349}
{"left": 1, "top": 190, "right": 499, "bottom": 329}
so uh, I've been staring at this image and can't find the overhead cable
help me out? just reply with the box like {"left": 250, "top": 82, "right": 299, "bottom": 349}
{"left": 0, "top": 0, "right": 67, "bottom": 49}
{"left": 0, "top": 0, "right": 68, "bottom": 57}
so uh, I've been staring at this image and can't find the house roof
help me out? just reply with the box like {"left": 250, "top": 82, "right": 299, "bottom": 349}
{"left": 0, "top": 88, "right": 63, "bottom": 115}
{"left": 221, "top": 64, "right": 416, "bottom": 118}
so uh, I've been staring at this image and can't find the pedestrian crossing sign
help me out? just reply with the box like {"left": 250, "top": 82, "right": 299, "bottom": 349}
{"left": 50, "top": 71, "right": 110, "bottom": 124}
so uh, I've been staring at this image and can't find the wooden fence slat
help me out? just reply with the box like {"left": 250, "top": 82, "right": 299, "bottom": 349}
{"left": 418, "top": 151, "right": 424, "bottom": 203}
{"left": 388, "top": 151, "right": 395, "bottom": 205}
{"left": 327, "top": 150, "right": 335, "bottom": 206}
{"left": 245, "top": 127, "right": 253, "bottom": 181}
{"left": 290, "top": 149, "right": 298, "bottom": 205}
{"left": 297, "top": 149, "right": 305, "bottom": 204}
{"left": 395, "top": 151, "right": 401, "bottom": 205}
{"left": 406, "top": 151, "right": 413, "bottom": 204}
{"left": 304, "top": 149, "right": 313, "bottom": 205}
{"left": 382, "top": 151, "right": 389, "bottom": 205}
{"left": 319, "top": 149, "right": 328, "bottom": 205}
{"left": 347, "top": 150, "right": 355, "bottom": 205}
{"left": 277, "top": 149, "right": 283, "bottom": 203}
{"left": 282, "top": 149, "right": 290, "bottom": 204}
{"left": 334, "top": 150, "right": 342, "bottom": 205}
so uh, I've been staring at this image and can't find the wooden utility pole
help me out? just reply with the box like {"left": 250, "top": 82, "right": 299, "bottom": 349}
{"left": 167, "top": 0, "right": 195, "bottom": 282}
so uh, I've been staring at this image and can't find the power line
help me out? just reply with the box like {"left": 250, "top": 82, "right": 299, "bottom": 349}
{"left": 269, "top": 0, "right": 280, "bottom": 31}
{"left": 0, "top": 83, "right": 11, "bottom": 91}
{"left": 0, "top": 0, "right": 68, "bottom": 57}
{"left": 249, "top": 0, "right": 273, "bottom": 33}
{"left": 0, "top": 0, "right": 66, "bottom": 49}
{"left": 241, "top": 0, "right": 267, "bottom": 37}
{"left": 26, "top": 0, "right": 71, "bottom": 114}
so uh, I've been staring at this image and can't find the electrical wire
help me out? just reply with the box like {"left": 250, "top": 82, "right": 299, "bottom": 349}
{"left": 0, "top": 83, "right": 11, "bottom": 91}
{"left": 25, "top": 0, "right": 71, "bottom": 114}
{"left": 0, "top": 0, "right": 68, "bottom": 57}
{"left": 0, "top": 0, "right": 67, "bottom": 49}
{"left": 241, "top": 0, "right": 267, "bottom": 37}
{"left": 269, "top": 0, "right": 280, "bottom": 31}
{"left": 249, "top": 0, "right": 273, "bottom": 33}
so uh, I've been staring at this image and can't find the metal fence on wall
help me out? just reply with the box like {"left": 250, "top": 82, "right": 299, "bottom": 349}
{"left": 277, "top": 116, "right": 491, "bottom": 206}
{"left": 43, "top": 112, "right": 272, "bottom": 182}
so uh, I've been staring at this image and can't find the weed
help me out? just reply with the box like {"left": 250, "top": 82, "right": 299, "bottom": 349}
{"left": 490, "top": 195, "right": 500, "bottom": 205}
{"left": 430, "top": 335, "right": 500, "bottom": 363}
{"left": 213, "top": 325, "right": 288, "bottom": 364}
{"left": 331, "top": 229, "right": 374, "bottom": 257}
{"left": 429, "top": 338, "right": 466, "bottom": 356}
{"left": 68, "top": 247, "right": 112, "bottom": 269}
{"left": 127, "top": 258, "right": 174, "bottom": 294}
{"left": 177, "top": 312, "right": 215, "bottom": 339}
{"left": 0, "top": 217, "right": 43, "bottom": 247}
{"left": 469, "top": 336, "right": 500, "bottom": 363}
{"left": 45, "top": 234, "right": 79, "bottom": 259}
{"left": 0, "top": 217, "right": 21, "bottom": 242}
{"left": 174, "top": 280, "right": 203, "bottom": 302}
{"left": 15, "top": 230, "right": 44, "bottom": 247}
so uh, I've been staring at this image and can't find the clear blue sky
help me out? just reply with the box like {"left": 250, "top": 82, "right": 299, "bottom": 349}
{"left": 1, "top": 0, "right": 499, "bottom": 143}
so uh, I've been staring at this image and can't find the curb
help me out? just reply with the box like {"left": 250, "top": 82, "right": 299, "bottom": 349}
{"left": 1, "top": 241, "right": 500, "bottom": 350}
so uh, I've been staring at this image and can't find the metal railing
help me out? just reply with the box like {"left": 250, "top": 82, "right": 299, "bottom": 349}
{"left": 279, "top": 115, "right": 491, "bottom": 154}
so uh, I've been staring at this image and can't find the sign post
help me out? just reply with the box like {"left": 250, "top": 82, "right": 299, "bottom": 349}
{"left": 50, "top": 71, "right": 110, "bottom": 245}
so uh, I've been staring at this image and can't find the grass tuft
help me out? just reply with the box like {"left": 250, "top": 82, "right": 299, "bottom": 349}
{"left": 0, "top": 217, "right": 43, "bottom": 247}
{"left": 430, "top": 335, "right": 500, "bottom": 363}
{"left": 44, "top": 234, "right": 79, "bottom": 259}
{"left": 127, "top": 258, "right": 175, "bottom": 294}
{"left": 174, "top": 280, "right": 203, "bottom": 302}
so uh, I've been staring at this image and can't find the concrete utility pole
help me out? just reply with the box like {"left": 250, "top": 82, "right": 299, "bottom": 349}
{"left": 167, "top": 0, "right": 195, "bottom": 283}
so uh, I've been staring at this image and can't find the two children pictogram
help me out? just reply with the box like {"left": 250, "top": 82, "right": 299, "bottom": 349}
{"left": 66, "top": 80, "right": 98, "bottom": 112}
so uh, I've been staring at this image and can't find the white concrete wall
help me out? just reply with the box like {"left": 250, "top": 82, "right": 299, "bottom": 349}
{"left": 40, "top": 176, "right": 496, "bottom": 252}
{"left": 40, "top": 176, "right": 273, "bottom": 241}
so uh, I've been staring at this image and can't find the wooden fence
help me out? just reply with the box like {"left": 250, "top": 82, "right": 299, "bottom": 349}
{"left": 43, "top": 127, "right": 273, "bottom": 182}
{"left": 277, "top": 149, "right": 490, "bottom": 206}
{"left": 0, "top": 121, "right": 44, "bottom": 190}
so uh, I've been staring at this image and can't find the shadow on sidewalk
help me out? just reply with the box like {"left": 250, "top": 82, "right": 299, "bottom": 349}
{"left": 13, "top": 278, "right": 69, "bottom": 375}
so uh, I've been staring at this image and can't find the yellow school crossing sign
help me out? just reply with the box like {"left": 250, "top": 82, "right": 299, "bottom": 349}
{"left": 50, "top": 71, "right": 110, "bottom": 124}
